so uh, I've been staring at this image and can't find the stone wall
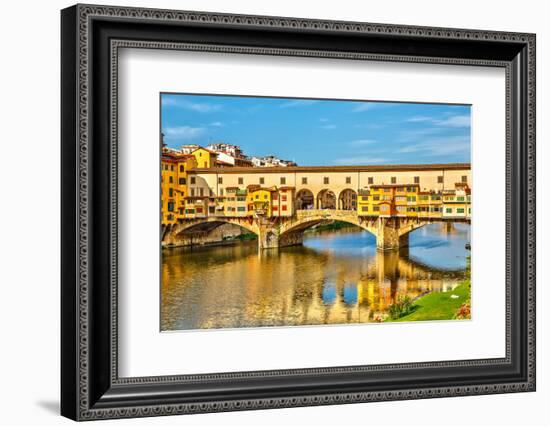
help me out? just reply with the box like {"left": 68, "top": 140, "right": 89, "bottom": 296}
{"left": 163, "top": 223, "right": 250, "bottom": 247}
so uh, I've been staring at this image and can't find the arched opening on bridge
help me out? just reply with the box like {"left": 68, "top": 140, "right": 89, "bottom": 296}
{"left": 296, "top": 189, "right": 315, "bottom": 210}
{"left": 317, "top": 189, "right": 336, "bottom": 210}
{"left": 166, "top": 220, "right": 258, "bottom": 247}
{"left": 338, "top": 189, "right": 357, "bottom": 210}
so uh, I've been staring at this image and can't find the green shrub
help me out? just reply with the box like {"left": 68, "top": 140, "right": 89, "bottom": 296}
{"left": 388, "top": 296, "right": 414, "bottom": 320}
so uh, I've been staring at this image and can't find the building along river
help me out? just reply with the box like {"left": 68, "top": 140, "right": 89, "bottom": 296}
{"left": 161, "top": 223, "right": 471, "bottom": 331}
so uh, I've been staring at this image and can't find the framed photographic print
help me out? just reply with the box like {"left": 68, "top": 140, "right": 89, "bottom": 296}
{"left": 61, "top": 4, "right": 536, "bottom": 421}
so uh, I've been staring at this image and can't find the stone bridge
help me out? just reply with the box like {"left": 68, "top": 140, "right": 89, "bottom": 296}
{"left": 163, "top": 209, "right": 469, "bottom": 251}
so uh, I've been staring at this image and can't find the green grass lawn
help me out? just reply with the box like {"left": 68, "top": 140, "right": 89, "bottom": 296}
{"left": 391, "top": 281, "right": 471, "bottom": 322}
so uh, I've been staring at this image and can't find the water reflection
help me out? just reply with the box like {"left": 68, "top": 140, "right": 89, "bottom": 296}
{"left": 161, "top": 223, "right": 470, "bottom": 331}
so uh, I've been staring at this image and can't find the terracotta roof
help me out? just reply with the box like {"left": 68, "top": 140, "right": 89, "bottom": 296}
{"left": 187, "top": 163, "right": 471, "bottom": 174}
{"left": 371, "top": 183, "right": 421, "bottom": 189}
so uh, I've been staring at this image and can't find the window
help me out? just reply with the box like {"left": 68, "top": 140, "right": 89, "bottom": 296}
{"left": 167, "top": 202, "right": 174, "bottom": 212}
{"left": 260, "top": 177, "right": 265, "bottom": 185}
{"left": 199, "top": 188, "right": 204, "bottom": 197}
{"left": 255, "top": 195, "right": 259, "bottom": 199}
{"left": 237, "top": 196, "right": 246, "bottom": 202}
{"left": 168, "top": 188, "right": 173, "bottom": 197}
{"left": 169, "top": 176, "right": 173, "bottom": 183}
{"left": 196, "top": 207, "right": 203, "bottom": 213}
{"left": 264, "top": 195, "right": 268, "bottom": 200}
{"left": 391, "top": 177, "right": 396, "bottom": 184}
{"left": 219, "top": 188, "right": 224, "bottom": 196}
{"left": 282, "top": 205, "right": 287, "bottom": 211}
{"left": 302, "top": 177, "right": 307, "bottom": 184}
{"left": 190, "top": 177, "right": 196, "bottom": 184}
{"left": 272, "top": 206, "right": 278, "bottom": 211}
{"left": 237, "top": 206, "right": 246, "bottom": 212}
{"left": 280, "top": 177, "right": 286, "bottom": 185}
{"left": 373, "top": 206, "right": 380, "bottom": 212}
{"left": 362, "top": 206, "right": 368, "bottom": 212}
{"left": 190, "top": 188, "right": 195, "bottom": 197}
{"left": 171, "top": 165, "right": 174, "bottom": 171}
{"left": 272, "top": 193, "right": 278, "bottom": 200}
{"left": 218, "top": 177, "right": 223, "bottom": 184}
{"left": 346, "top": 176, "right": 351, "bottom": 184}
{"left": 179, "top": 165, "right": 184, "bottom": 172}
{"left": 324, "top": 177, "right": 329, "bottom": 184}
{"left": 383, "top": 188, "right": 390, "bottom": 193}
{"left": 407, "top": 196, "right": 416, "bottom": 202}
{"left": 446, "top": 208, "right": 453, "bottom": 213}
{"left": 178, "top": 208, "right": 184, "bottom": 215}
{"left": 462, "top": 175, "right": 468, "bottom": 183}
{"left": 457, "top": 208, "right": 465, "bottom": 213}
{"left": 438, "top": 176, "right": 444, "bottom": 183}
{"left": 368, "top": 177, "right": 373, "bottom": 184}
{"left": 179, "top": 178, "right": 186, "bottom": 185}
{"left": 373, "top": 195, "right": 380, "bottom": 201}
{"left": 414, "top": 176, "right": 420, "bottom": 184}
{"left": 457, "top": 196, "right": 465, "bottom": 201}
{"left": 282, "top": 195, "right": 287, "bottom": 202}
{"left": 167, "top": 214, "right": 174, "bottom": 221}
{"left": 238, "top": 177, "right": 244, "bottom": 185}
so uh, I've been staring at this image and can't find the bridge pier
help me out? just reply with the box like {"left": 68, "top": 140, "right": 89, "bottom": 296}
{"left": 375, "top": 218, "right": 410, "bottom": 251}
{"left": 258, "top": 229, "right": 304, "bottom": 250}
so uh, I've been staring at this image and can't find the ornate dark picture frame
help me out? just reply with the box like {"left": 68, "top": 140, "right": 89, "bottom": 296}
{"left": 61, "top": 4, "right": 536, "bottom": 421}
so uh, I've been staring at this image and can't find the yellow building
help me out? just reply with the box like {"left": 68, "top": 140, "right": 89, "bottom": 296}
{"left": 247, "top": 186, "right": 274, "bottom": 217}
{"left": 161, "top": 152, "right": 197, "bottom": 224}
{"left": 442, "top": 183, "right": 471, "bottom": 219}
{"left": 191, "top": 147, "right": 217, "bottom": 169}
{"left": 271, "top": 186, "right": 295, "bottom": 217}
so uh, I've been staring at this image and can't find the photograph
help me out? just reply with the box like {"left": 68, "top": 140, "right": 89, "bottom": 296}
{"left": 57, "top": 3, "right": 536, "bottom": 421}
{"left": 160, "top": 94, "right": 472, "bottom": 331}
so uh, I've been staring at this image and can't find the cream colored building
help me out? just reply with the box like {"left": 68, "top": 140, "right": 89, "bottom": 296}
{"left": 187, "top": 164, "right": 471, "bottom": 210}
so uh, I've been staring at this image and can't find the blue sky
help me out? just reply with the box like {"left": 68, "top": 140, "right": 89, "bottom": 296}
{"left": 161, "top": 93, "right": 471, "bottom": 166}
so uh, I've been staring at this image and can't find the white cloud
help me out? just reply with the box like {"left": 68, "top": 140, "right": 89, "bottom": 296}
{"left": 348, "top": 139, "right": 378, "bottom": 147}
{"left": 397, "top": 135, "right": 470, "bottom": 156}
{"left": 434, "top": 115, "right": 471, "bottom": 127}
{"left": 209, "top": 121, "right": 224, "bottom": 127}
{"left": 406, "top": 116, "right": 433, "bottom": 123}
{"left": 352, "top": 102, "right": 376, "bottom": 112}
{"left": 279, "top": 99, "right": 319, "bottom": 108}
{"left": 161, "top": 97, "right": 222, "bottom": 113}
{"left": 404, "top": 114, "right": 470, "bottom": 128}
{"left": 334, "top": 156, "right": 388, "bottom": 165}
{"left": 321, "top": 124, "right": 337, "bottom": 130}
{"left": 319, "top": 118, "right": 329, "bottom": 122}
{"left": 163, "top": 126, "right": 205, "bottom": 140}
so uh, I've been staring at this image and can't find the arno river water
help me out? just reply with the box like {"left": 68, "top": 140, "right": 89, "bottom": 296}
{"left": 161, "top": 223, "right": 470, "bottom": 331}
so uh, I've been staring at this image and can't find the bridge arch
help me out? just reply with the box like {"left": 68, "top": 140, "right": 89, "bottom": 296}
{"left": 338, "top": 189, "right": 358, "bottom": 211}
{"left": 296, "top": 188, "right": 315, "bottom": 210}
{"left": 278, "top": 209, "right": 377, "bottom": 240}
{"left": 317, "top": 189, "right": 337, "bottom": 210}
{"left": 170, "top": 217, "right": 259, "bottom": 239}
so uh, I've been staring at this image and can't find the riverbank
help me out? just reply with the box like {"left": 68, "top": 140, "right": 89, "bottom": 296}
{"left": 305, "top": 220, "right": 355, "bottom": 233}
{"left": 389, "top": 280, "right": 471, "bottom": 322}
